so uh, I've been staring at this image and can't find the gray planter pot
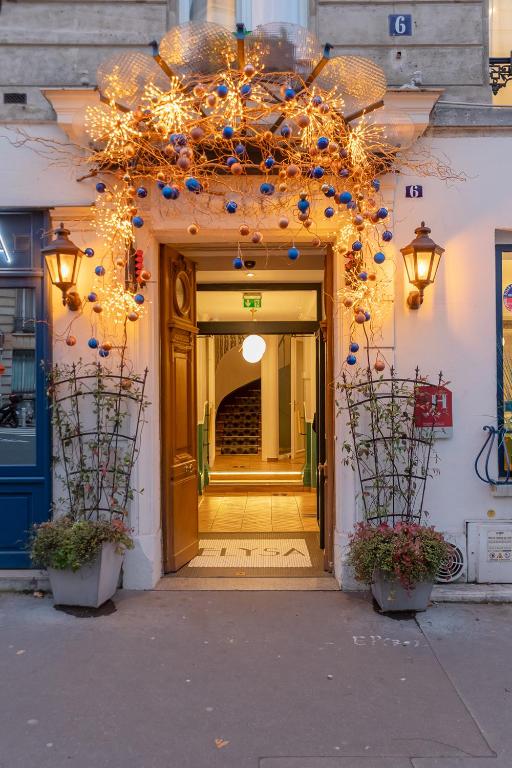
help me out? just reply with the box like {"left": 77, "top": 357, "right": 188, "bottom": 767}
{"left": 371, "top": 570, "right": 433, "bottom": 612}
{"left": 47, "top": 542, "right": 123, "bottom": 608}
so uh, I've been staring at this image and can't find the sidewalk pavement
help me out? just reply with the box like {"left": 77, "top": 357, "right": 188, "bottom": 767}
{"left": 0, "top": 589, "right": 510, "bottom": 768}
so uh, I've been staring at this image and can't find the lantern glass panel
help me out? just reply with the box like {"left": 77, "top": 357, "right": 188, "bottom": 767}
{"left": 415, "top": 249, "right": 434, "bottom": 283}
{"left": 430, "top": 249, "right": 443, "bottom": 282}
{"left": 402, "top": 250, "right": 416, "bottom": 283}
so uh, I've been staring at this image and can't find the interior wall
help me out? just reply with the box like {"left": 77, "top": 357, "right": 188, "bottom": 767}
{"left": 215, "top": 344, "right": 261, "bottom": 409}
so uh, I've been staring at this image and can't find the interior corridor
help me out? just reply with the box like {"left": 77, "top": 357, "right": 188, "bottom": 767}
{"left": 199, "top": 491, "right": 318, "bottom": 532}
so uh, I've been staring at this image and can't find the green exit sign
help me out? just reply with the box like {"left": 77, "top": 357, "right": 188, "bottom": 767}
{"left": 243, "top": 295, "right": 262, "bottom": 309}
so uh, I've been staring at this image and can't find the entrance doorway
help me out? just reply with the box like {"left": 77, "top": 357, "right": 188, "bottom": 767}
{"left": 159, "top": 245, "right": 334, "bottom": 581}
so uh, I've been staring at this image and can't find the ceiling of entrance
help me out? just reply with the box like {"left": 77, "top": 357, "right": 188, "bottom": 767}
{"left": 175, "top": 243, "right": 325, "bottom": 284}
{"left": 197, "top": 289, "right": 318, "bottom": 322}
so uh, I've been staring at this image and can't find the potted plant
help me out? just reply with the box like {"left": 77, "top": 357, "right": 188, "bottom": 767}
{"left": 30, "top": 360, "right": 148, "bottom": 607}
{"left": 31, "top": 517, "right": 134, "bottom": 608}
{"left": 347, "top": 521, "right": 450, "bottom": 611}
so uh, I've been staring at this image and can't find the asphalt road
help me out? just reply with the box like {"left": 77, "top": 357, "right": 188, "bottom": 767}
{"left": 0, "top": 590, "right": 509, "bottom": 768}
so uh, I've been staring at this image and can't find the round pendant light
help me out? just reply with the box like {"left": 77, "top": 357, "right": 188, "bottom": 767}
{"left": 242, "top": 334, "right": 266, "bottom": 363}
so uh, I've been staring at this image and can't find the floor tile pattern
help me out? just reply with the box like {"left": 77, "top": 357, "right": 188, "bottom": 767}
{"left": 188, "top": 538, "right": 312, "bottom": 568}
{"left": 199, "top": 492, "right": 318, "bottom": 532}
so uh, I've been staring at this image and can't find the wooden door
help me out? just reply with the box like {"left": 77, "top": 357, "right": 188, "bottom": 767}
{"left": 160, "top": 247, "right": 198, "bottom": 572}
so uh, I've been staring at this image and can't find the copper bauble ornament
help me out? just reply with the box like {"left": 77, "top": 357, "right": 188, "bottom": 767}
{"left": 206, "top": 93, "right": 217, "bottom": 107}
{"left": 355, "top": 311, "right": 366, "bottom": 324}
{"left": 188, "top": 224, "right": 198, "bottom": 235}
{"left": 66, "top": 335, "right": 77, "bottom": 346}
{"left": 231, "top": 162, "right": 243, "bottom": 175}
{"left": 374, "top": 359, "right": 385, "bottom": 372}
{"left": 296, "top": 114, "right": 310, "bottom": 128}
{"left": 101, "top": 341, "right": 113, "bottom": 352}
{"left": 251, "top": 231, "right": 263, "bottom": 244}
{"left": 127, "top": 311, "right": 139, "bottom": 322}
{"left": 244, "top": 63, "right": 255, "bottom": 77}
{"left": 140, "top": 270, "right": 151, "bottom": 282}
{"left": 343, "top": 298, "right": 353, "bottom": 308}
{"left": 177, "top": 156, "right": 191, "bottom": 171}
{"left": 93, "top": 303, "right": 103, "bottom": 314}
{"left": 239, "top": 224, "right": 250, "bottom": 236}
{"left": 278, "top": 217, "right": 289, "bottom": 229}
{"left": 304, "top": 218, "right": 313, "bottom": 229}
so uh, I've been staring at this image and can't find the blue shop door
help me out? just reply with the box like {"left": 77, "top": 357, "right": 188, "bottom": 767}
{"left": 0, "top": 211, "right": 51, "bottom": 567}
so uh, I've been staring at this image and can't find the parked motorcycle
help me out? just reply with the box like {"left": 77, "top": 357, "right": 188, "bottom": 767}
{"left": 0, "top": 394, "right": 23, "bottom": 428}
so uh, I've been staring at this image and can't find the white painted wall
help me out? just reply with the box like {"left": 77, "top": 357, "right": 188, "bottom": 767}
{"left": 335, "top": 135, "right": 512, "bottom": 588}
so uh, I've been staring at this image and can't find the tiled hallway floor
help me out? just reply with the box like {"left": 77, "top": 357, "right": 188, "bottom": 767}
{"left": 199, "top": 492, "right": 318, "bottom": 532}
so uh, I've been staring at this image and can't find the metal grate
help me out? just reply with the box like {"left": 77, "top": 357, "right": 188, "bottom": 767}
{"left": 3, "top": 93, "right": 27, "bottom": 105}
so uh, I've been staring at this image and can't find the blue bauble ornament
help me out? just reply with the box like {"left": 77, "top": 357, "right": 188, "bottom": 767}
{"left": 225, "top": 201, "right": 238, "bottom": 214}
{"left": 84, "top": 247, "right": 94, "bottom": 257}
{"left": 317, "top": 136, "right": 329, "bottom": 150}
{"left": 297, "top": 199, "right": 310, "bottom": 213}
{"left": 372, "top": 178, "right": 381, "bottom": 191}
{"left": 339, "top": 168, "right": 349, "bottom": 178}
{"left": 312, "top": 95, "right": 322, "bottom": 106}
{"left": 264, "top": 156, "right": 275, "bottom": 169}
{"left": 172, "top": 133, "right": 186, "bottom": 146}
{"left": 280, "top": 124, "right": 292, "bottom": 138}
{"left": 377, "top": 207, "right": 388, "bottom": 219}
{"left": 260, "top": 182, "right": 275, "bottom": 195}
{"left": 217, "top": 83, "right": 229, "bottom": 98}
{"left": 352, "top": 240, "right": 363, "bottom": 251}
{"left": 324, "top": 185, "right": 336, "bottom": 198}
{"left": 136, "top": 186, "right": 148, "bottom": 198}
{"left": 324, "top": 207, "right": 335, "bottom": 218}
{"left": 87, "top": 292, "right": 97, "bottom": 302}
{"left": 235, "top": 143, "right": 246, "bottom": 155}
{"left": 185, "top": 177, "right": 202, "bottom": 193}
{"left": 132, "top": 216, "right": 144, "bottom": 228}
{"left": 95, "top": 265, "right": 105, "bottom": 276}
{"left": 240, "top": 83, "right": 252, "bottom": 97}
{"left": 364, "top": 311, "right": 371, "bottom": 321}
{"left": 157, "top": 180, "right": 165, "bottom": 190}
{"left": 347, "top": 200, "right": 357, "bottom": 210}
{"left": 359, "top": 271, "right": 368, "bottom": 281}
{"left": 99, "top": 348, "right": 109, "bottom": 358}
{"left": 313, "top": 166, "right": 324, "bottom": 179}
{"left": 288, "top": 247, "right": 300, "bottom": 261}
{"left": 350, "top": 342, "right": 359, "bottom": 353}
{"left": 222, "top": 125, "right": 234, "bottom": 139}
{"left": 346, "top": 354, "right": 357, "bottom": 366}
{"left": 162, "top": 184, "right": 179, "bottom": 200}
{"left": 134, "top": 293, "right": 145, "bottom": 305}
{"left": 339, "top": 191, "right": 352, "bottom": 204}
{"left": 382, "top": 230, "right": 393, "bottom": 242}
{"left": 374, "top": 251, "right": 385, "bottom": 264}
{"left": 88, "top": 337, "right": 99, "bottom": 349}
{"left": 233, "top": 256, "right": 243, "bottom": 270}
{"left": 339, "top": 148, "right": 348, "bottom": 159}
{"left": 284, "top": 87, "right": 295, "bottom": 101}
{"left": 95, "top": 182, "right": 106, "bottom": 193}
{"left": 226, "top": 156, "right": 238, "bottom": 167}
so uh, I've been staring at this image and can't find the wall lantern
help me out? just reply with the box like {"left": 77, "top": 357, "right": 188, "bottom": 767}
{"left": 42, "top": 223, "right": 82, "bottom": 310}
{"left": 400, "top": 221, "right": 445, "bottom": 310}
{"left": 242, "top": 334, "right": 266, "bottom": 363}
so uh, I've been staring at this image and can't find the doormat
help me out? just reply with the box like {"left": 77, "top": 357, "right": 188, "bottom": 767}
{"left": 178, "top": 532, "right": 328, "bottom": 578}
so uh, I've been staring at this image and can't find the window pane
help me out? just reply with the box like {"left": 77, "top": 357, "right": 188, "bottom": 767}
{"left": 187, "top": 0, "right": 235, "bottom": 26}
{"left": 0, "top": 287, "right": 37, "bottom": 465}
{"left": 0, "top": 214, "right": 34, "bottom": 270}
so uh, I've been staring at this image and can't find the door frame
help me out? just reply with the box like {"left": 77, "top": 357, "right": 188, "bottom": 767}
{"left": 160, "top": 259, "right": 335, "bottom": 574}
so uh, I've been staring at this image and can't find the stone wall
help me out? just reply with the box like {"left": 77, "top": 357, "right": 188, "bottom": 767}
{"left": 312, "top": 1, "right": 489, "bottom": 103}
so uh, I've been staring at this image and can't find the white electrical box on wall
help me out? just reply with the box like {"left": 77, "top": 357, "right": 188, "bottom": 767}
{"left": 466, "top": 522, "right": 512, "bottom": 583}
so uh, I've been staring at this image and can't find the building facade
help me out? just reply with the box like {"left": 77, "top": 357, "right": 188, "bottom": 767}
{"left": 1, "top": 0, "right": 512, "bottom": 587}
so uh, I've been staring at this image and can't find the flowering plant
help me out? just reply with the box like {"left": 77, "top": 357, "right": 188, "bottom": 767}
{"left": 347, "top": 521, "right": 450, "bottom": 590}
{"left": 30, "top": 517, "right": 134, "bottom": 572}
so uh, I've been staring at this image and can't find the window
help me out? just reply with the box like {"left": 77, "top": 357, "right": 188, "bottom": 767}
{"left": 178, "top": 0, "right": 307, "bottom": 28}
{"left": 490, "top": 0, "right": 512, "bottom": 105}
{"left": 0, "top": 213, "right": 35, "bottom": 271}
{"left": 0, "top": 286, "right": 37, "bottom": 463}
{"left": 497, "top": 245, "right": 512, "bottom": 473}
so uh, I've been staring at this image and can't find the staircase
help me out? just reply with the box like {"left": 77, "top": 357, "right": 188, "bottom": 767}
{"left": 216, "top": 381, "right": 261, "bottom": 455}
